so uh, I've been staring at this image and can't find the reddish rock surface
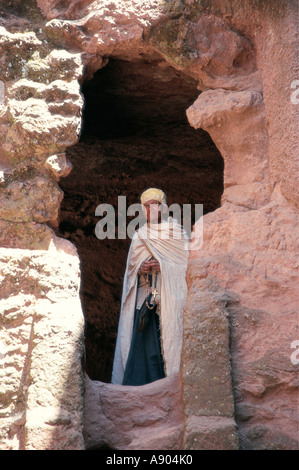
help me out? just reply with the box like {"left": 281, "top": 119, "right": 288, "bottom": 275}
{"left": 84, "top": 373, "right": 184, "bottom": 450}
{"left": 0, "top": 0, "right": 298, "bottom": 451}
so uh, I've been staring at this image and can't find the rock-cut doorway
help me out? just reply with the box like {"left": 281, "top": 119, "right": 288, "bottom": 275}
{"left": 56, "top": 58, "right": 224, "bottom": 383}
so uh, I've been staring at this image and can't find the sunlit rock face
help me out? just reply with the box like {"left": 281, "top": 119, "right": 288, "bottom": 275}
{"left": 0, "top": 0, "right": 298, "bottom": 451}
{"left": 0, "top": 239, "right": 84, "bottom": 450}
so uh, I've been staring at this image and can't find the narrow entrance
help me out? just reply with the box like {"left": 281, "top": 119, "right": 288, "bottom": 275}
{"left": 56, "top": 58, "right": 224, "bottom": 382}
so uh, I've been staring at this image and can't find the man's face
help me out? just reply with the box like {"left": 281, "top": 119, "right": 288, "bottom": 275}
{"left": 143, "top": 199, "right": 162, "bottom": 223}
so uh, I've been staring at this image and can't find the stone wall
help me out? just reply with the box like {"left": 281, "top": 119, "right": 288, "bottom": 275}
{"left": 0, "top": 0, "right": 298, "bottom": 450}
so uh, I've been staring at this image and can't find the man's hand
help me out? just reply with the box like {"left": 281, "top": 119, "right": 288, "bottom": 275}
{"left": 138, "top": 259, "right": 160, "bottom": 274}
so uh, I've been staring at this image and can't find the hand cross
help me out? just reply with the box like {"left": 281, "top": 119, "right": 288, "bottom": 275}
{"left": 151, "top": 287, "right": 158, "bottom": 300}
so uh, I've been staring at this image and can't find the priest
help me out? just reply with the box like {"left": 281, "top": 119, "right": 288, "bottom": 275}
{"left": 111, "top": 188, "right": 189, "bottom": 385}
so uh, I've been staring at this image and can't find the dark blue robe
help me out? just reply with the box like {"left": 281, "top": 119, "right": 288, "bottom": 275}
{"left": 122, "top": 305, "right": 165, "bottom": 386}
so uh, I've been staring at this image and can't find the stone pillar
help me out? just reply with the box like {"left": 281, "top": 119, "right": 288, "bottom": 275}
{"left": 181, "top": 260, "right": 239, "bottom": 450}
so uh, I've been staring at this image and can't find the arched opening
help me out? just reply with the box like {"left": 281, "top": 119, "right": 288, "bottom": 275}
{"left": 56, "top": 58, "right": 224, "bottom": 383}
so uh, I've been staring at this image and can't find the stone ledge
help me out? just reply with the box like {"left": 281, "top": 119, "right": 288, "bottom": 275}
{"left": 83, "top": 373, "right": 184, "bottom": 450}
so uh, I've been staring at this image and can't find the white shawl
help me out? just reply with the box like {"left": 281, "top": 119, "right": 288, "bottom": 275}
{"left": 111, "top": 217, "right": 189, "bottom": 384}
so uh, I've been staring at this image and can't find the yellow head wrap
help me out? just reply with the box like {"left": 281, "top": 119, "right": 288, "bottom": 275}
{"left": 140, "top": 187, "right": 167, "bottom": 206}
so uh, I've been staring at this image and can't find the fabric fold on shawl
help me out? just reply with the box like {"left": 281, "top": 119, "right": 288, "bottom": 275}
{"left": 111, "top": 216, "right": 189, "bottom": 385}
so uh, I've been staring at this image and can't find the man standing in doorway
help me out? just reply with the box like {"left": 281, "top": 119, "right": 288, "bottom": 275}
{"left": 111, "top": 188, "right": 189, "bottom": 385}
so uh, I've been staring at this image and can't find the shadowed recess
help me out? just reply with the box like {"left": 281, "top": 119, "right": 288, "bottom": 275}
{"left": 56, "top": 58, "right": 224, "bottom": 382}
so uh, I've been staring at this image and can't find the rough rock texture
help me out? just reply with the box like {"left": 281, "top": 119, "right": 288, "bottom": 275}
{"left": 187, "top": 88, "right": 270, "bottom": 210}
{"left": 185, "top": 192, "right": 299, "bottom": 449}
{"left": 84, "top": 374, "right": 184, "bottom": 450}
{"left": 0, "top": 0, "right": 298, "bottom": 451}
{"left": 0, "top": 237, "right": 84, "bottom": 450}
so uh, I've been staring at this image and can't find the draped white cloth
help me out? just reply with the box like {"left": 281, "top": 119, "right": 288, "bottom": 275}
{"left": 111, "top": 217, "right": 190, "bottom": 385}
